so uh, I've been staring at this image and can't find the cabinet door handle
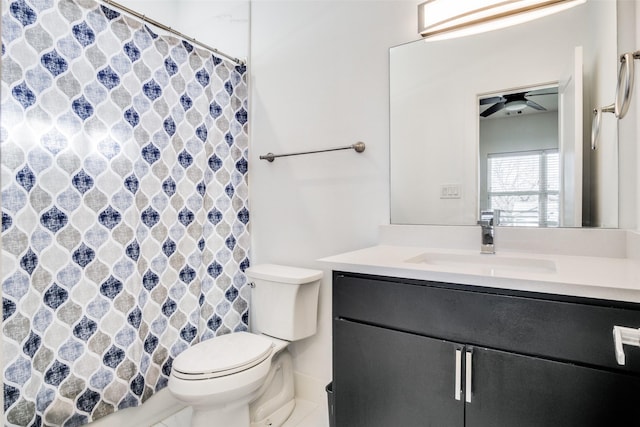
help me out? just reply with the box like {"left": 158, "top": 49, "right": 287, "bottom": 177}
{"left": 465, "top": 350, "right": 473, "bottom": 403}
{"left": 455, "top": 348, "right": 462, "bottom": 401}
{"left": 613, "top": 325, "right": 640, "bottom": 365}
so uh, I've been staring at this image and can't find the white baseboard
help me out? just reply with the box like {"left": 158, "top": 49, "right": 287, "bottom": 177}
{"left": 85, "top": 372, "right": 327, "bottom": 427}
{"left": 628, "top": 230, "right": 640, "bottom": 261}
{"left": 90, "top": 388, "right": 185, "bottom": 427}
{"left": 293, "top": 371, "right": 330, "bottom": 407}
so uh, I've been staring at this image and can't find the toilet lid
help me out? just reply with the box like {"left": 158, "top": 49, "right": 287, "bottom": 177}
{"left": 172, "top": 332, "right": 274, "bottom": 379}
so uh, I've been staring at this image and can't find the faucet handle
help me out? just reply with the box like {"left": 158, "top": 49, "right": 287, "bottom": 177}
{"left": 478, "top": 210, "right": 496, "bottom": 254}
{"left": 478, "top": 210, "right": 499, "bottom": 226}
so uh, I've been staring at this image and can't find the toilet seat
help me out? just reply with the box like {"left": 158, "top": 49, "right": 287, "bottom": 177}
{"left": 172, "top": 332, "right": 274, "bottom": 380}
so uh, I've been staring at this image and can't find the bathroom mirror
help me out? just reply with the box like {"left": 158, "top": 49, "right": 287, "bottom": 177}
{"left": 390, "top": 0, "right": 619, "bottom": 227}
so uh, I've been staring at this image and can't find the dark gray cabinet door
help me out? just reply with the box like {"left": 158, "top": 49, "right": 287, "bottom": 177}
{"left": 467, "top": 346, "right": 640, "bottom": 427}
{"left": 334, "top": 319, "right": 464, "bottom": 427}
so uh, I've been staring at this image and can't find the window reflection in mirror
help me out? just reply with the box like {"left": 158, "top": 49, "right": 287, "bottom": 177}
{"left": 478, "top": 86, "right": 560, "bottom": 227}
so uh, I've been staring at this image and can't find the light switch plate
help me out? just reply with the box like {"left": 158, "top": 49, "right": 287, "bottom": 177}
{"left": 440, "top": 184, "right": 461, "bottom": 199}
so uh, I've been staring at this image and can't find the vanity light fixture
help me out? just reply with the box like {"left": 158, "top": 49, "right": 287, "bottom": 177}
{"left": 418, "top": 0, "right": 586, "bottom": 39}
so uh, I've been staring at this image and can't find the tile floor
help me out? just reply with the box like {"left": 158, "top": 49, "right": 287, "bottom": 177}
{"left": 152, "top": 399, "right": 329, "bottom": 427}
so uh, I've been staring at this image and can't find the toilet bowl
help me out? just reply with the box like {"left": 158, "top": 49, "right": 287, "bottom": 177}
{"left": 169, "top": 332, "right": 288, "bottom": 427}
{"left": 168, "top": 264, "right": 322, "bottom": 427}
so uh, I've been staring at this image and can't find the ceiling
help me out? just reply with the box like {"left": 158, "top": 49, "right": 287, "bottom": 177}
{"left": 479, "top": 86, "right": 559, "bottom": 119}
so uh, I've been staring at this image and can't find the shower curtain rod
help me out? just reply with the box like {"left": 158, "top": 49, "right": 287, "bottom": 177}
{"left": 101, "top": 0, "right": 246, "bottom": 66}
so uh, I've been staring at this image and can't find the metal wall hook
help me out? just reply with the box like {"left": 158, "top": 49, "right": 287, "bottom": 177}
{"left": 614, "top": 50, "right": 640, "bottom": 119}
{"left": 591, "top": 103, "right": 615, "bottom": 150}
{"left": 591, "top": 49, "right": 639, "bottom": 149}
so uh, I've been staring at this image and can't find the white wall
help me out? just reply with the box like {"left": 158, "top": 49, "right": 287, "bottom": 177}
{"left": 249, "top": 0, "right": 416, "bottom": 391}
{"left": 617, "top": 0, "right": 639, "bottom": 230}
{"left": 637, "top": 1, "right": 640, "bottom": 231}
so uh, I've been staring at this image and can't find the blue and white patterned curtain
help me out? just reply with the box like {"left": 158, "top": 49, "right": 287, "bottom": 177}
{"left": 1, "top": 0, "right": 250, "bottom": 425}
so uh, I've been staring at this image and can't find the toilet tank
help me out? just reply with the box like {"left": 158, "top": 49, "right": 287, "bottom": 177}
{"left": 246, "top": 264, "right": 323, "bottom": 341}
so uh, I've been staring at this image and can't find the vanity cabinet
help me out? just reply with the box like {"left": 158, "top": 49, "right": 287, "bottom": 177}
{"left": 332, "top": 272, "right": 640, "bottom": 427}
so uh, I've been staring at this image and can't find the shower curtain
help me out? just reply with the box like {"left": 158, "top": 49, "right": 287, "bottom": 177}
{"left": 1, "top": 0, "right": 250, "bottom": 425}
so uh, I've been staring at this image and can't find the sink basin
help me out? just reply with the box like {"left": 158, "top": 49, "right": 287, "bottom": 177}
{"left": 404, "top": 252, "right": 557, "bottom": 274}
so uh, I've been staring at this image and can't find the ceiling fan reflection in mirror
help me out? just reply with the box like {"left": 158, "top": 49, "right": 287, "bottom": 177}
{"left": 479, "top": 87, "right": 558, "bottom": 118}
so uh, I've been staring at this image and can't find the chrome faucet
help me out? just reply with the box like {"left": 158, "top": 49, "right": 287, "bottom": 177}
{"left": 477, "top": 210, "right": 498, "bottom": 254}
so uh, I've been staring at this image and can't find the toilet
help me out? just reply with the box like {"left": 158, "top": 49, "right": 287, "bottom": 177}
{"left": 168, "top": 264, "right": 323, "bottom": 427}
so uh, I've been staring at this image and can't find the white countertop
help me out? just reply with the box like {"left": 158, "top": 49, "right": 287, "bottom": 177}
{"left": 319, "top": 245, "right": 640, "bottom": 303}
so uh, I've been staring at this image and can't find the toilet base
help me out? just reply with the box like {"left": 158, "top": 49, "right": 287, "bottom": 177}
{"left": 251, "top": 399, "right": 295, "bottom": 427}
{"left": 250, "top": 350, "right": 295, "bottom": 427}
{"left": 191, "top": 402, "right": 250, "bottom": 427}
